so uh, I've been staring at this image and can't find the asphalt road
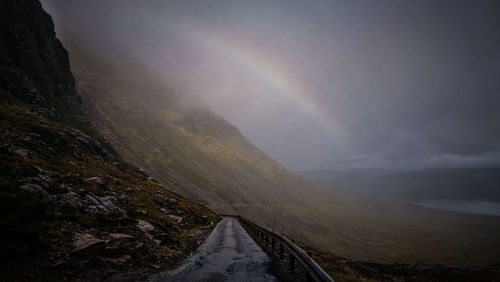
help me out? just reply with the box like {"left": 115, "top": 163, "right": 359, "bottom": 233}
{"left": 158, "top": 217, "right": 278, "bottom": 282}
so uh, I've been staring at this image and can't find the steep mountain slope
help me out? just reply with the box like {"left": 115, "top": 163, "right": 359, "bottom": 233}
{"left": 0, "top": 1, "right": 218, "bottom": 280}
{"left": 66, "top": 43, "right": 500, "bottom": 264}
{"left": 68, "top": 45, "right": 319, "bottom": 210}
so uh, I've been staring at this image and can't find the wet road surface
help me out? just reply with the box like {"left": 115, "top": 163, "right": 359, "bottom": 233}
{"left": 158, "top": 217, "right": 278, "bottom": 282}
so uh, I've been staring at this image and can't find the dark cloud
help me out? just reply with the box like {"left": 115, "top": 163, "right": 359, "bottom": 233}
{"left": 42, "top": 0, "right": 500, "bottom": 170}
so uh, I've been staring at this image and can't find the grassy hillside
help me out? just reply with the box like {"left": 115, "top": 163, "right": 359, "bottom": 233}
{"left": 67, "top": 44, "right": 500, "bottom": 264}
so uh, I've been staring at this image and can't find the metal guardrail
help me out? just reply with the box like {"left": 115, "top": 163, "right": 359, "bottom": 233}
{"left": 221, "top": 215, "right": 334, "bottom": 282}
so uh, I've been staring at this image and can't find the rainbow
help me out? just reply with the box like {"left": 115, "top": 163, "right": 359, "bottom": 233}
{"left": 177, "top": 26, "right": 345, "bottom": 145}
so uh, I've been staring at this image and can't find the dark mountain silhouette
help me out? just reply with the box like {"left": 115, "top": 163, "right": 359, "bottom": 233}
{"left": 0, "top": 1, "right": 217, "bottom": 280}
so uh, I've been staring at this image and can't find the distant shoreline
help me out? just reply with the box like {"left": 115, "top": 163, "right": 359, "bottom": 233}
{"left": 413, "top": 199, "right": 500, "bottom": 217}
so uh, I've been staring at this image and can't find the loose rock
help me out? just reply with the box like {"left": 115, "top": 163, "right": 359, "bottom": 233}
{"left": 86, "top": 176, "right": 103, "bottom": 185}
{"left": 137, "top": 220, "right": 155, "bottom": 239}
{"left": 72, "top": 233, "right": 105, "bottom": 257}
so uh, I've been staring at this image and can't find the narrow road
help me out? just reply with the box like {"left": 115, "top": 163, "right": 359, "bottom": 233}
{"left": 157, "top": 217, "right": 278, "bottom": 282}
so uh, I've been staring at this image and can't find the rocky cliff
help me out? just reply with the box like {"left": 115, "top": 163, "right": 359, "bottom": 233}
{"left": 0, "top": 1, "right": 218, "bottom": 280}
{"left": 0, "top": 0, "right": 81, "bottom": 120}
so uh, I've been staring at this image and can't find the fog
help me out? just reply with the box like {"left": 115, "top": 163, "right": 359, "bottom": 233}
{"left": 41, "top": 0, "right": 500, "bottom": 171}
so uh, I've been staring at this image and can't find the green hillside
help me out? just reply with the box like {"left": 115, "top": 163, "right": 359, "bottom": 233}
{"left": 68, "top": 44, "right": 500, "bottom": 264}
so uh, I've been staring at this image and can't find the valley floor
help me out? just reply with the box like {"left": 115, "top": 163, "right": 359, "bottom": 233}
{"left": 303, "top": 241, "right": 500, "bottom": 282}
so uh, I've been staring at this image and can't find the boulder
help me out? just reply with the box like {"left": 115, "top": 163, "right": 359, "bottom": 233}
{"left": 137, "top": 220, "right": 155, "bottom": 239}
{"left": 20, "top": 176, "right": 41, "bottom": 184}
{"left": 19, "top": 183, "right": 44, "bottom": 193}
{"left": 72, "top": 233, "right": 105, "bottom": 257}
{"left": 105, "top": 233, "right": 136, "bottom": 255}
{"left": 116, "top": 194, "right": 128, "bottom": 205}
{"left": 108, "top": 233, "right": 134, "bottom": 241}
{"left": 160, "top": 208, "right": 172, "bottom": 214}
{"left": 136, "top": 168, "right": 149, "bottom": 178}
{"left": 14, "top": 149, "right": 29, "bottom": 158}
{"left": 84, "top": 194, "right": 124, "bottom": 215}
{"left": 147, "top": 176, "right": 159, "bottom": 183}
{"left": 167, "top": 215, "right": 183, "bottom": 224}
{"left": 155, "top": 233, "right": 177, "bottom": 244}
{"left": 19, "top": 183, "right": 55, "bottom": 202}
{"left": 130, "top": 242, "right": 144, "bottom": 250}
{"left": 105, "top": 254, "right": 131, "bottom": 265}
{"left": 58, "top": 191, "right": 83, "bottom": 208}
{"left": 137, "top": 220, "right": 155, "bottom": 233}
{"left": 86, "top": 176, "right": 103, "bottom": 185}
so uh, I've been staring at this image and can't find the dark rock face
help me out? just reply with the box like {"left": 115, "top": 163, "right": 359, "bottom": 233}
{"left": 0, "top": 0, "right": 81, "bottom": 118}
{"left": 0, "top": 1, "right": 220, "bottom": 280}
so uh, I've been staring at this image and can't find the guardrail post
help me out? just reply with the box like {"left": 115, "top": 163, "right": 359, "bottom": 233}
{"left": 265, "top": 234, "right": 268, "bottom": 245}
{"left": 290, "top": 254, "right": 295, "bottom": 271}
{"left": 279, "top": 243, "right": 284, "bottom": 260}
{"left": 271, "top": 238, "right": 275, "bottom": 251}
{"left": 306, "top": 272, "right": 313, "bottom": 282}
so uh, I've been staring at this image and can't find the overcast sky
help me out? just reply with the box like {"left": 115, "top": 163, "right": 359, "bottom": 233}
{"left": 42, "top": 0, "right": 500, "bottom": 171}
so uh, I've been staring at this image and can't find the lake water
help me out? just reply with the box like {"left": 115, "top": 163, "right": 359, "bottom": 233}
{"left": 414, "top": 199, "right": 500, "bottom": 216}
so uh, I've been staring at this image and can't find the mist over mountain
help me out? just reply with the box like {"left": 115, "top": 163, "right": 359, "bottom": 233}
{"left": 47, "top": 7, "right": 500, "bottom": 265}
{"left": 40, "top": 0, "right": 500, "bottom": 171}
{"left": 3, "top": 1, "right": 500, "bottom": 280}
